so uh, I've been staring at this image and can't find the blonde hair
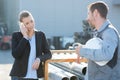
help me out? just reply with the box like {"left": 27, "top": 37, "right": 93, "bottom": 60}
{"left": 19, "top": 10, "right": 33, "bottom": 22}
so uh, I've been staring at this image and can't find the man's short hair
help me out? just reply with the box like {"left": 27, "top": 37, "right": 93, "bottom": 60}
{"left": 88, "top": 1, "right": 109, "bottom": 19}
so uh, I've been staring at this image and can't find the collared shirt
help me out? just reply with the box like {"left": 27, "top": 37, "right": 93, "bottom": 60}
{"left": 25, "top": 34, "right": 37, "bottom": 79}
{"left": 80, "top": 20, "right": 118, "bottom": 62}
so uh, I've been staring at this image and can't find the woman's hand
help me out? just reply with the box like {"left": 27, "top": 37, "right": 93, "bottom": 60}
{"left": 19, "top": 22, "right": 28, "bottom": 38}
{"left": 32, "top": 58, "right": 40, "bottom": 70}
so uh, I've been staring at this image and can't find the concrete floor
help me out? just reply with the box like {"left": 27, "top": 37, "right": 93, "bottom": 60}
{"left": 0, "top": 50, "right": 13, "bottom": 80}
{"left": 0, "top": 50, "right": 81, "bottom": 80}
{"left": 0, "top": 50, "right": 52, "bottom": 80}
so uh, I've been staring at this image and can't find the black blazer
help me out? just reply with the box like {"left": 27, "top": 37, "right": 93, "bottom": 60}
{"left": 10, "top": 31, "right": 52, "bottom": 78}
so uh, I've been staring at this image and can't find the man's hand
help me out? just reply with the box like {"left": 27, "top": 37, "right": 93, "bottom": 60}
{"left": 75, "top": 44, "right": 82, "bottom": 63}
{"left": 32, "top": 58, "right": 40, "bottom": 70}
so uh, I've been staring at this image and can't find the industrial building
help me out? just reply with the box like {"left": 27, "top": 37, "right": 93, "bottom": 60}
{"left": 0, "top": 0, "right": 120, "bottom": 37}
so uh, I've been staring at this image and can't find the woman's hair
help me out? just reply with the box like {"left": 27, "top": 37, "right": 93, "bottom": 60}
{"left": 19, "top": 10, "right": 33, "bottom": 22}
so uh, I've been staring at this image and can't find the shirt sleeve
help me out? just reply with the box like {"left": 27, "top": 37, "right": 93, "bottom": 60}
{"left": 80, "top": 28, "right": 118, "bottom": 62}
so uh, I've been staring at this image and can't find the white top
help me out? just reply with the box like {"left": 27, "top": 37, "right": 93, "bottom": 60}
{"left": 25, "top": 34, "right": 37, "bottom": 79}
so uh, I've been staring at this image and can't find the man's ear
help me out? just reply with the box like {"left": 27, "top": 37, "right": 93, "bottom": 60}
{"left": 93, "top": 9, "right": 98, "bottom": 17}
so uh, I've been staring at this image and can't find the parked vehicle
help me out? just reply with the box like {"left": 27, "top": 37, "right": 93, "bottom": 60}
{"left": 0, "top": 23, "right": 11, "bottom": 50}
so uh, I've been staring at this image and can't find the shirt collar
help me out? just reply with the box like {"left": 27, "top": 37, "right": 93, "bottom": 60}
{"left": 97, "top": 19, "right": 111, "bottom": 33}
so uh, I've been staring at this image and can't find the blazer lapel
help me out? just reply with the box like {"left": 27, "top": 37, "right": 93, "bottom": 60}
{"left": 35, "top": 31, "right": 42, "bottom": 56}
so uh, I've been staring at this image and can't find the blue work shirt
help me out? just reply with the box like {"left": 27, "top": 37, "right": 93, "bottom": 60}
{"left": 80, "top": 20, "right": 120, "bottom": 80}
{"left": 80, "top": 20, "right": 118, "bottom": 62}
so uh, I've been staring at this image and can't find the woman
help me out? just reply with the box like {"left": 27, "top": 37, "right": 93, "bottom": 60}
{"left": 10, "top": 10, "right": 52, "bottom": 80}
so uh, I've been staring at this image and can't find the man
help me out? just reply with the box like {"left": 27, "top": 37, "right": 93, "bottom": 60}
{"left": 10, "top": 10, "right": 52, "bottom": 80}
{"left": 76, "top": 1, "right": 120, "bottom": 80}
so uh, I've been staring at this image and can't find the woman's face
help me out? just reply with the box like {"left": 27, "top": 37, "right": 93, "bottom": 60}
{"left": 22, "top": 16, "right": 35, "bottom": 31}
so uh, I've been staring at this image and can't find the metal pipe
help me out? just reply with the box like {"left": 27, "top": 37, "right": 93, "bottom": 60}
{"left": 49, "top": 64, "right": 69, "bottom": 80}
{"left": 50, "top": 63, "right": 84, "bottom": 80}
{"left": 48, "top": 64, "right": 78, "bottom": 80}
{"left": 49, "top": 72, "right": 69, "bottom": 80}
{"left": 54, "top": 62, "right": 87, "bottom": 75}
{"left": 71, "top": 62, "right": 87, "bottom": 75}
{"left": 52, "top": 53, "right": 87, "bottom": 75}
